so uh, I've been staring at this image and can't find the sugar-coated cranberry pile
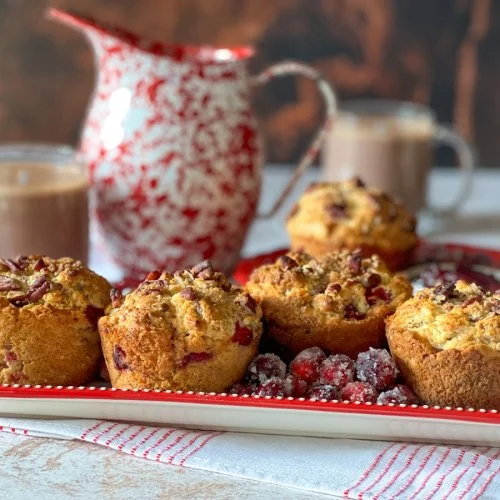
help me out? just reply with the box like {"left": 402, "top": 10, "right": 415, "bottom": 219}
{"left": 229, "top": 347, "right": 419, "bottom": 405}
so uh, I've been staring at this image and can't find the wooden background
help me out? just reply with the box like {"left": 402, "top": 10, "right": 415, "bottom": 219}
{"left": 0, "top": 0, "right": 498, "bottom": 166}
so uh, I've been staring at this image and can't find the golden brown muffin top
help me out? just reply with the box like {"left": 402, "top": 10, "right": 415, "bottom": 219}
{"left": 286, "top": 178, "right": 418, "bottom": 251}
{"left": 104, "top": 260, "right": 262, "bottom": 347}
{"left": 246, "top": 250, "right": 412, "bottom": 321}
{"left": 387, "top": 280, "right": 500, "bottom": 351}
{"left": 0, "top": 255, "right": 111, "bottom": 316}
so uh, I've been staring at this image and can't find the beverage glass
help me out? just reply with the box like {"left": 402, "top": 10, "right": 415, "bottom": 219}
{"left": 322, "top": 100, "right": 475, "bottom": 214}
{"left": 0, "top": 143, "right": 89, "bottom": 262}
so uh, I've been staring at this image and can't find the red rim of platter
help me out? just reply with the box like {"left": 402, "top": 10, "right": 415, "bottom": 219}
{"left": 1, "top": 242, "right": 499, "bottom": 426}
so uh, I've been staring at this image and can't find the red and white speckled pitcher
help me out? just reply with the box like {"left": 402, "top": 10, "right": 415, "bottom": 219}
{"left": 49, "top": 8, "right": 337, "bottom": 279}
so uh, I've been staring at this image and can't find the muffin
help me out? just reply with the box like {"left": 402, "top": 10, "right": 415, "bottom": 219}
{"left": 0, "top": 255, "right": 111, "bottom": 385}
{"left": 246, "top": 250, "right": 412, "bottom": 357}
{"left": 99, "top": 260, "right": 263, "bottom": 392}
{"left": 286, "top": 178, "right": 418, "bottom": 270}
{"left": 386, "top": 280, "right": 500, "bottom": 409}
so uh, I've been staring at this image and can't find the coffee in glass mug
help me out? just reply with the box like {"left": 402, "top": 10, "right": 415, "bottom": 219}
{"left": 322, "top": 100, "right": 475, "bottom": 214}
{"left": 0, "top": 144, "right": 88, "bottom": 262}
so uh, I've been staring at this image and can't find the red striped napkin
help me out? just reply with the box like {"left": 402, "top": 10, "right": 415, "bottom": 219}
{"left": 0, "top": 417, "right": 498, "bottom": 499}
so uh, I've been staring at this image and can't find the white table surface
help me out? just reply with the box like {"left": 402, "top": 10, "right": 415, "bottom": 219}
{"left": 2, "top": 166, "right": 499, "bottom": 500}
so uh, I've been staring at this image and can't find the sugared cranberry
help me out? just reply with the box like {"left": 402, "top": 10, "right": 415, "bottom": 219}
{"left": 112, "top": 346, "right": 129, "bottom": 371}
{"left": 289, "top": 347, "right": 326, "bottom": 384}
{"left": 341, "top": 381, "right": 378, "bottom": 403}
{"left": 229, "top": 382, "right": 255, "bottom": 396}
{"left": 232, "top": 324, "right": 254, "bottom": 346}
{"left": 356, "top": 348, "right": 399, "bottom": 390}
{"left": 377, "top": 384, "right": 419, "bottom": 405}
{"left": 307, "top": 383, "right": 339, "bottom": 401}
{"left": 179, "top": 351, "right": 213, "bottom": 368}
{"left": 284, "top": 374, "right": 308, "bottom": 397}
{"left": 247, "top": 353, "right": 286, "bottom": 384}
{"left": 319, "top": 354, "right": 355, "bottom": 388}
{"left": 344, "top": 303, "right": 366, "bottom": 320}
{"left": 256, "top": 377, "right": 287, "bottom": 397}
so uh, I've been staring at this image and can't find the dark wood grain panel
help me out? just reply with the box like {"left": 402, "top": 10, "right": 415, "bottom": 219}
{"left": 0, "top": 0, "right": 498, "bottom": 165}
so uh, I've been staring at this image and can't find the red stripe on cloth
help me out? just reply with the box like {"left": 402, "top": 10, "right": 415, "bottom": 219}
{"left": 129, "top": 428, "right": 162, "bottom": 455}
{"left": 457, "top": 450, "right": 500, "bottom": 500}
{"left": 443, "top": 450, "right": 484, "bottom": 499}
{"left": 0, "top": 426, "right": 28, "bottom": 435}
{"left": 390, "top": 446, "right": 437, "bottom": 499}
{"left": 373, "top": 445, "right": 424, "bottom": 500}
{"left": 343, "top": 443, "right": 398, "bottom": 497}
{"left": 357, "top": 444, "right": 409, "bottom": 498}
{"left": 166, "top": 432, "right": 203, "bottom": 464}
{"left": 92, "top": 423, "right": 119, "bottom": 443}
{"left": 80, "top": 421, "right": 105, "bottom": 440}
{"left": 409, "top": 447, "right": 453, "bottom": 500}
{"left": 423, "top": 449, "right": 467, "bottom": 500}
{"left": 142, "top": 429, "right": 175, "bottom": 459}
{"left": 178, "top": 432, "right": 222, "bottom": 467}
{"left": 471, "top": 465, "right": 500, "bottom": 500}
{"left": 117, "top": 426, "right": 145, "bottom": 451}
{"left": 104, "top": 424, "right": 133, "bottom": 447}
{"left": 154, "top": 431, "right": 191, "bottom": 462}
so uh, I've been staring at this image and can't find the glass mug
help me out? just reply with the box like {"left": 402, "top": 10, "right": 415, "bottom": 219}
{"left": 322, "top": 100, "right": 475, "bottom": 214}
{"left": 0, "top": 144, "right": 89, "bottom": 262}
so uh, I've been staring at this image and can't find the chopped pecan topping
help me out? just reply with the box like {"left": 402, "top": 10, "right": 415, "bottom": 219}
{"left": 0, "top": 276, "right": 21, "bottom": 291}
{"left": 347, "top": 252, "right": 362, "bottom": 275}
{"left": 326, "top": 283, "right": 341, "bottom": 294}
{"left": 352, "top": 177, "right": 365, "bottom": 188}
{"left": 433, "top": 282, "right": 457, "bottom": 303}
{"left": 191, "top": 260, "right": 215, "bottom": 279}
{"left": 366, "top": 286, "right": 391, "bottom": 305}
{"left": 461, "top": 295, "right": 482, "bottom": 308}
{"left": 0, "top": 258, "right": 22, "bottom": 273}
{"left": 180, "top": 287, "right": 197, "bottom": 301}
{"left": 16, "top": 256, "right": 29, "bottom": 270}
{"left": 277, "top": 255, "right": 298, "bottom": 270}
{"left": 33, "top": 258, "right": 47, "bottom": 271}
{"left": 110, "top": 288, "right": 123, "bottom": 308}
{"left": 236, "top": 293, "right": 258, "bottom": 313}
{"left": 325, "top": 202, "right": 347, "bottom": 219}
{"left": 9, "top": 275, "right": 51, "bottom": 306}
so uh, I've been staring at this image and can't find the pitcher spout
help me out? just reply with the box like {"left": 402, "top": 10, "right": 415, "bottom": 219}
{"left": 47, "top": 7, "right": 254, "bottom": 64}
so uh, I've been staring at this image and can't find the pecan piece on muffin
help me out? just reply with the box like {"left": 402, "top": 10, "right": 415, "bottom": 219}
{"left": 0, "top": 255, "right": 111, "bottom": 385}
{"left": 98, "top": 260, "right": 263, "bottom": 392}
{"left": 245, "top": 250, "right": 412, "bottom": 357}
{"left": 386, "top": 280, "right": 500, "bottom": 409}
{"left": 286, "top": 178, "right": 418, "bottom": 270}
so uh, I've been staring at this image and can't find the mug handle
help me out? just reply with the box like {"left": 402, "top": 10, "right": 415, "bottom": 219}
{"left": 427, "top": 124, "right": 475, "bottom": 217}
{"left": 250, "top": 61, "right": 338, "bottom": 218}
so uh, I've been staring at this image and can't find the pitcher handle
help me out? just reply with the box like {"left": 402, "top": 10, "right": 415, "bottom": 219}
{"left": 251, "top": 61, "right": 338, "bottom": 218}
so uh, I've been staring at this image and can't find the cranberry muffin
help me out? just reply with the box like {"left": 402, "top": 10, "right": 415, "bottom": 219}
{"left": 99, "top": 261, "right": 263, "bottom": 392}
{"left": 386, "top": 280, "right": 500, "bottom": 409}
{"left": 0, "top": 255, "right": 111, "bottom": 385}
{"left": 286, "top": 178, "right": 418, "bottom": 270}
{"left": 246, "top": 250, "right": 412, "bottom": 357}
